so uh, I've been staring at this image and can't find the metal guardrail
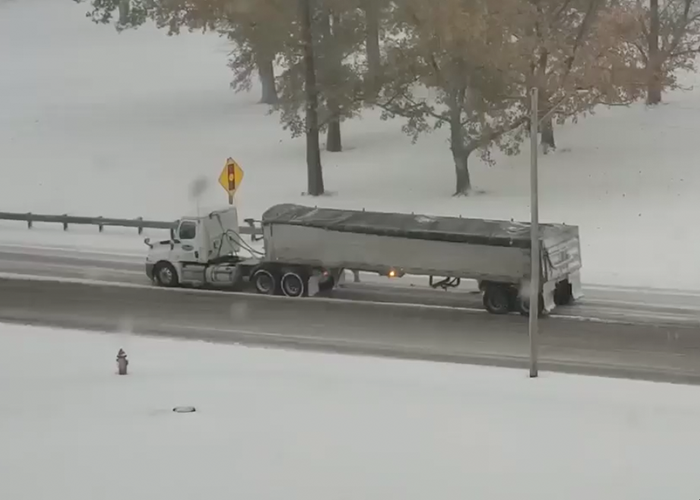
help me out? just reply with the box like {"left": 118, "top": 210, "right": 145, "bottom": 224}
{"left": 0, "top": 211, "right": 261, "bottom": 235}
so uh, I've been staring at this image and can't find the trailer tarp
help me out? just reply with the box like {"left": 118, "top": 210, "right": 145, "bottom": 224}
{"left": 261, "top": 204, "right": 578, "bottom": 249}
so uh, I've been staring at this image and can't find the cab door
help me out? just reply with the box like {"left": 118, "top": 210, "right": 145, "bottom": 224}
{"left": 175, "top": 219, "right": 207, "bottom": 284}
{"left": 176, "top": 219, "right": 200, "bottom": 262}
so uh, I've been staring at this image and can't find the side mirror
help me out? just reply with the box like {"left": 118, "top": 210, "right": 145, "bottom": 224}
{"left": 170, "top": 228, "right": 176, "bottom": 241}
{"left": 144, "top": 237, "right": 152, "bottom": 248}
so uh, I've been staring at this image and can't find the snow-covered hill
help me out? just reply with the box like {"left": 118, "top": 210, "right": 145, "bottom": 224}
{"left": 1, "top": 0, "right": 698, "bottom": 289}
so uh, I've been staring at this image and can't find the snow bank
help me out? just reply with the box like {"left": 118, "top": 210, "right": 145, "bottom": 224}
{"left": 1, "top": 322, "right": 699, "bottom": 500}
{"left": 1, "top": 0, "right": 699, "bottom": 289}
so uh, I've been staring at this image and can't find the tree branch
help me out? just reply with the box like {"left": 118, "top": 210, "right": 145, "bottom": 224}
{"left": 467, "top": 114, "right": 530, "bottom": 152}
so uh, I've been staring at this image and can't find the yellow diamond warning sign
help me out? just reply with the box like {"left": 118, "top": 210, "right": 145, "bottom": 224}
{"left": 218, "top": 158, "right": 244, "bottom": 196}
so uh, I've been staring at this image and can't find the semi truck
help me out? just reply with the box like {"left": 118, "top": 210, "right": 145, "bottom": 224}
{"left": 144, "top": 203, "right": 583, "bottom": 315}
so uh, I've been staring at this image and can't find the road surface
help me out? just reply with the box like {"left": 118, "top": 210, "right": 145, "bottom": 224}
{"left": 0, "top": 244, "right": 697, "bottom": 326}
{"left": 1, "top": 277, "right": 699, "bottom": 385}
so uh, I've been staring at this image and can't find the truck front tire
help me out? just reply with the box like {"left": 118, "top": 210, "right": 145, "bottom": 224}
{"left": 153, "top": 262, "right": 179, "bottom": 287}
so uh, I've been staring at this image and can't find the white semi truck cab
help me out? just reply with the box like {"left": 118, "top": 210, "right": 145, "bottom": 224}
{"left": 144, "top": 206, "right": 328, "bottom": 296}
{"left": 145, "top": 207, "right": 261, "bottom": 289}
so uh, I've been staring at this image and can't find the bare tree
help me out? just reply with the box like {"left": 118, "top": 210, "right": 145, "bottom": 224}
{"left": 620, "top": 0, "right": 700, "bottom": 104}
{"left": 75, "top": 0, "right": 286, "bottom": 104}
{"left": 508, "top": 0, "right": 648, "bottom": 152}
{"left": 274, "top": 0, "right": 365, "bottom": 155}
{"left": 378, "top": 0, "right": 530, "bottom": 195}
{"left": 514, "top": 0, "right": 619, "bottom": 152}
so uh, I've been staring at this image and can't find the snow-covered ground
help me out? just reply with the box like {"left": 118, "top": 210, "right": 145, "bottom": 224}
{"left": 1, "top": 0, "right": 699, "bottom": 289}
{"left": 1, "top": 322, "right": 699, "bottom": 500}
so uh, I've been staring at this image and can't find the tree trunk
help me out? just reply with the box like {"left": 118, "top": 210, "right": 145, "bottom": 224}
{"left": 326, "top": 109, "right": 342, "bottom": 152}
{"left": 647, "top": 0, "right": 662, "bottom": 105}
{"left": 118, "top": 0, "right": 130, "bottom": 24}
{"left": 299, "top": 0, "right": 324, "bottom": 195}
{"left": 257, "top": 56, "right": 278, "bottom": 105}
{"left": 447, "top": 87, "right": 471, "bottom": 196}
{"left": 536, "top": 50, "right": 555, "bottom": 153}
{"left": 541, "top": 116, "right": 555, "bottom": 153}
{"left": 318, "top": 10, "right": 343, "bottom": 152}
{"left": 452, "top": 149, "right": 472, "bottom": 196}
{"left": 449, "top": 114, "right": 471, "bottom": 196}
{"left": 363, "top": 0, "right": 381, "bottom": 97}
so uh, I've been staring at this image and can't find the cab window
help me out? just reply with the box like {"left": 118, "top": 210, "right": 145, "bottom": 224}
{"left": 178, "top": 221, "right": 197, "bottom": 240}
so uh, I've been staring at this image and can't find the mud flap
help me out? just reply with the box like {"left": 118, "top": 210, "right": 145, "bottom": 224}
{"left": 569, "top": 270, "right": 584, "bottom": 300}
{"left": 336, "top": 270, "right": 346, "bottom": 286}
{"left": 308, "top": 274, "right": 320, "bottom": 297}
{"left": 542, "top": 279, "right": 557, "bottom": 313}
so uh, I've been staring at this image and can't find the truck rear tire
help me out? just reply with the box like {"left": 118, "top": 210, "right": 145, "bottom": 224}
{"left": 281, "top": 271, "right": 308, "bottom": 298}
{"left": 153, "top": 262, "right": 179, "bottom": 287}
{"left": 482, "top": 284, "right": 511, "bottom": 315}
{"left": 517, "top": 294, "right": 545, "bottom": 317}
{"left": 253, "top": 268, "right": 278, "bottom": 295}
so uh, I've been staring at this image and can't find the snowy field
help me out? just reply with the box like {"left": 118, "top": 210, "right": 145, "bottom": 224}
{"left": 1, "top": 0, "right": 699, "bottom": 289}
{"left": 0, "top": 322, "right": 699, "bottom": 500}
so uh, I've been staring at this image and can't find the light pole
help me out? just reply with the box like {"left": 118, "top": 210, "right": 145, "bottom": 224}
{"left": 529, "top": 87, "right": 540, "bottom": 378}
{"left": 528, "top": 87, "right": 587, "bottom": 378}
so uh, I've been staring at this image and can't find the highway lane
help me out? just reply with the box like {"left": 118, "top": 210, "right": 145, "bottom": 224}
{"left": 0, "top": 246, "right": 698, "bottom": 326}
{"left": 0, "top": 277, "right": 699, "bottom": 385}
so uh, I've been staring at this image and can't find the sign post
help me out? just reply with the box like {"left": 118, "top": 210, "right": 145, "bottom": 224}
{"left": 218, "top": 158, "right": 244, "bottom": 204}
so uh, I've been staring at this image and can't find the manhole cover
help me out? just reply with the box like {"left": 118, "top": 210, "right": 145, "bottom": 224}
{"left": 172, "top": 406, "right": 196, "bottom": 413}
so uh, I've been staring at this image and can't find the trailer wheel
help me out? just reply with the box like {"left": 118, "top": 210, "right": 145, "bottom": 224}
{"left": 516, "top": 293, "right": 545, "bottom": 317}
{"left": 318, "top": 268, "right": 340, "bottom": 292}
{"left": 252, "top": 268, "right": 278, "bottom": 295}
{"left": 482, "top": 284, "right": 511, "bottom": 315}
{"left": 154, "top": 262, "right": 179, "bottom": 287}
{"left": 281, "top": 271, "right": 307, "bottom": 298}
{"left": 554, "top": 280, "right": 574, "bottom": 306}
{"left": 318, "top": 277, "right": 335, "bottom": 292}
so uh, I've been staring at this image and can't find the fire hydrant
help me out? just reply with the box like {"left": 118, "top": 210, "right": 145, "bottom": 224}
{"left": 116, "top": 348, "right": 129, "bottom": 375}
